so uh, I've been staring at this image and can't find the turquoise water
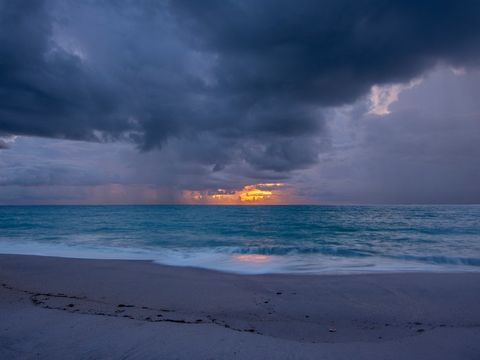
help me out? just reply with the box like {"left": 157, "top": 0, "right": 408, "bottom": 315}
{"left": 0, "top": 205, "right": 479, "bottom": 274}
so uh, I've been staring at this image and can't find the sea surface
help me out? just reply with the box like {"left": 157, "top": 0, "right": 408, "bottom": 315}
{"left": 0, "top": 205, "right": 479, "bottom": 274}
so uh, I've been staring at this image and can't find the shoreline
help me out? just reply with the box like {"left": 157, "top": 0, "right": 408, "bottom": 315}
{"left": 1, "top": 254, "right": 480, "bottom": 359}
{"left": 1, "top": 247, "right": 479, "bottom": 276}
{"left": 3, "top": 251, "right": 480, "bottom": 277}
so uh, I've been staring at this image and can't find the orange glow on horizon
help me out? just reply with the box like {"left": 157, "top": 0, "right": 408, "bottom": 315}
{"left": 181, "top": 183, "right": 292, "bottom": 204}
{"left": 239, "top": 184, "right": 276, "bottom": 202}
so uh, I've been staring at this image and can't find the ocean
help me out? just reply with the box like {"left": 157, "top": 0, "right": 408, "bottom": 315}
{"left": 0, "top": 205, "right": 479, "bottom": 274}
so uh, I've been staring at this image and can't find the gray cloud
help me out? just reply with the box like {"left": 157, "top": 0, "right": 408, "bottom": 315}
{"left": 303, "top": 68, "right": 480, "bottom": 204}
{"left": 3, "top": 2, "right": 480, "bottom": 159}
{"left": 1, "top": 68, "right": 479, "bottom": 203}
{"left": 172, "top": 0, "right": 480, "bottom": 103}
{"left": 1, "top": 0, "right": 480, "bottom": 202}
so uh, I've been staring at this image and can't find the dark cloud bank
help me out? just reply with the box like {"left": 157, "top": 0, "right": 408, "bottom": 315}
{"left": 1, "top": 0, "right": 480, "bottom": 201}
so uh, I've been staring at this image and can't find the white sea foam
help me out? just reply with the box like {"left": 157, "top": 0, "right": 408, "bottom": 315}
{"left": 1, "top": 239, "right": 478, "bottom": 275}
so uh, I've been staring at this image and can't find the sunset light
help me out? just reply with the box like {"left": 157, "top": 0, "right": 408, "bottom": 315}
{"left": 234, "top": 254, "right": 271, "bottom": 263}
{"left": 182, "top": 183, "right": 289, "bottom": 204}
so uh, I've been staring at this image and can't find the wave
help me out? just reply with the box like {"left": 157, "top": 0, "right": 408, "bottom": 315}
{"left": 1, "top": 239, "right": 480, "bottom": 275}
{"left": 219, "top": 245, "right": 376, "bottom": 257}
{"left": 390, "top": 255, "right": 480, "bottom": 267}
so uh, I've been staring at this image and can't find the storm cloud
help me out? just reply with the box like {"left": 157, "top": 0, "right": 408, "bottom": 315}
{"left": 1, "top": 0, "right": 480, "bottom": 202}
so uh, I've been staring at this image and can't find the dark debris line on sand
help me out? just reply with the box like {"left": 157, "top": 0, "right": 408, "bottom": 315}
{"left": 1, "top": 282, "right": 464, "bottom": 343}
{"left": 1, "top": 283, "right": 263, "bottom": 336}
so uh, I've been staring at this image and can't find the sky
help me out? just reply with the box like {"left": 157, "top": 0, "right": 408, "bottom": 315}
{"left": 0, "top": 0, "right": 479, "bottom": 204}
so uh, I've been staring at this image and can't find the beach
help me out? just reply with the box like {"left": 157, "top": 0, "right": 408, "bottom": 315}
{"left": 1, "top": 254, "right": 479, "bottom": 359}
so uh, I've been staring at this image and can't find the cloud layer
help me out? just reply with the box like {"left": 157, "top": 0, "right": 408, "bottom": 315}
{"left": 1, "top": 1, "right": 480, "bottom": 202}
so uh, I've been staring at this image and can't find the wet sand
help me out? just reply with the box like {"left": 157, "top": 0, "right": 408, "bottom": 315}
{"left": 1, "top": 254, "right": 479, "bottom": 359}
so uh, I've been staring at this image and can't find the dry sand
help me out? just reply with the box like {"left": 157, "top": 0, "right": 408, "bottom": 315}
{"left": 1, "top": 254, "right": 479, "bottom": 359}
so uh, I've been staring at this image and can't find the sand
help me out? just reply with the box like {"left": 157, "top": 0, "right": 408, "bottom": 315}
{"left": 1, "top": 254, "right": 479, "bottom": 359}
